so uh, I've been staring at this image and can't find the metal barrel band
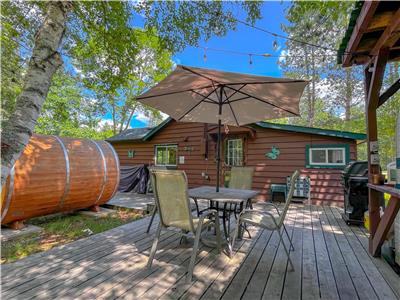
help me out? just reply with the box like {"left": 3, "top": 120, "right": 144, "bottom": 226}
{"left": 105, "top": 141, "right": 120, "bottom": 199}
{"left": 54, "top": 136, "right": 70, "bottom": 212}
{"left": 91, "top": 140, "right": 107, "bottom": 204}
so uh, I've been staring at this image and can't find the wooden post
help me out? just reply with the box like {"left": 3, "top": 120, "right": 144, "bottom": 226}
{"left": 8, "top": 220, "right": 25, "bottom": 230}
{"left": 364, "top": 48, "right": 389, "bottom": 256}
{"left": 89, "top": 205, "right": 101, "bottom": 213}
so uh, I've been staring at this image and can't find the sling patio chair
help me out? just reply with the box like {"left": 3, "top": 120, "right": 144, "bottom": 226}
{"left": 217, "top": 166, "right": 255, "bottom": 234}
{"left": 147, "top": 169, "right": 222, "bottom": 283}
{"left": 230, "top": 170, "right": 300, "bottom": 270}
{"left": 228, "top": 166, "right": 255, "bottom": 190}
{"left": 146, "top": 166, "right": 201, "bottom": 233}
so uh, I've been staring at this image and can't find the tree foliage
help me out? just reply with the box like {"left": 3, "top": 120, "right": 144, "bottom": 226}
{"left": 279, "top": 1, "right": 399, "bottom": 168}
{"left": 2, "top": 1, "right": 262, "bottom": 136}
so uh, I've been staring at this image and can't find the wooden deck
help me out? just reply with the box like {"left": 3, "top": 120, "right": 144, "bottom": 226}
{"left": 1, "top": 204, "right": 399, "bottom": 300}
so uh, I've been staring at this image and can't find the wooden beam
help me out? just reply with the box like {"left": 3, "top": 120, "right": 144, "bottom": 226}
{"left": 378, "top": 78, "right": 400, "bottom": 107}
{"left": 370, "top": 8, "right": 400, "bottom": 56}
{"left": 343, "top": 1, "right": 380, "bottom": 67}
{"left": 364, "top": 49, "right": 388, "bottom": 255}
{"left": 366, "top": 49, "right": 389, "bottom": 110}
{"left": 371, "top": 196, "right": 400, "bottom": 257}
{"left": 366, "top": 11, "right": 395, "bottom": 33}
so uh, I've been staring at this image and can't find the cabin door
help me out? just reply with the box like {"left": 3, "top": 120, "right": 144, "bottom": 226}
{"left": 222, "top": 135, "right": 247, "bottom": 186}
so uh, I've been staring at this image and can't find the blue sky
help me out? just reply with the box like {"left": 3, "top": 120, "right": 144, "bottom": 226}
{"left": 125, "top": 1, "right": 290, "bottom": 128}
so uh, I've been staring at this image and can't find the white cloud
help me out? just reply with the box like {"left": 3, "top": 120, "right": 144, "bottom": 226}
{"left": 135, "top": 112, "right": 150, "bottom": 123}
{"left": 97, "top": 119, "right": 113, "bottom": 131}
{"left": 278, "top": 49, "right": 287, "bottom": 64}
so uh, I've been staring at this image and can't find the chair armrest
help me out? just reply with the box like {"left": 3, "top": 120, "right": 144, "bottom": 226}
{"left": 257, "top": 202, "right": 281, "bottom": 215}
{"left": 238, "top": 209, "right": 278, "bottom": 226}
{"left": 239, "top": 209, "right": 277, "bottom": 219}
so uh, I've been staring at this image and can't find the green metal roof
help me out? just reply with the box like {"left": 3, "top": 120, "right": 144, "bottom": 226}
{"left": 109, "top": 117, "right": 365, "bottom": 142}
{"left": 337, "top": 1, "right": 364, "bottom": 65}
{"left": 106, "top": 127, "right": 153, "bottom": 142}
{"left": 253, "top": 121, "right": 366, "bottom": 140}
{"left": 142, "top": 117, "right": 173, "bottom": 141}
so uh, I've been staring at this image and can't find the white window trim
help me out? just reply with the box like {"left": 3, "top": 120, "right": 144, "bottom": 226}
{"left": 309, "top": 147, "right": 346, "bottom": 166}
{"left": 225, "top": 138, "right": 243, "bottom": 167}
{"left": 155, "top": 144, "right": 178, "bottom": 167}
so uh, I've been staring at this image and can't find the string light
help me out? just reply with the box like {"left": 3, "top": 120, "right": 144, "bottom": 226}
{"left": 273, "top": 40, "right": 279, "bottom": 51}
{"left": 198, "top": 45, "right": 338, "bottom": 59}
{"left": 248, "top": 54, "right": 253, "bottom": 67}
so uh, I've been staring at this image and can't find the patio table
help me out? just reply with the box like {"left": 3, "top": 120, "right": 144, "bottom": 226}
{"left": 188, "top": 186, "right": 259, "bottom": 249}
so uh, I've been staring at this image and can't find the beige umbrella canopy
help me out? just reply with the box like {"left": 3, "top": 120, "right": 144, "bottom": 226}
{"left": 137, "top": 65, "right": 308, "bottom": 191}
{"left": 137, "top": 65, "right": 308, "bottom": 126}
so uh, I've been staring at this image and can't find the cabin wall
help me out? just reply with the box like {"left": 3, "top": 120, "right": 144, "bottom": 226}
{"left": 110, "top": 120, "right": 358, "bottom": 206}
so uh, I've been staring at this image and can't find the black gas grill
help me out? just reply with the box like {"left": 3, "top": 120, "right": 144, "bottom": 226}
{"left": 341, "top": 161, "right": 369, "bottom": 225}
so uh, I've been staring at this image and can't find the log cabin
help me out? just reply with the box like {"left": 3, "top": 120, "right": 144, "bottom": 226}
{"left": 107, "top": 118, "right": 366, "bottom": 206}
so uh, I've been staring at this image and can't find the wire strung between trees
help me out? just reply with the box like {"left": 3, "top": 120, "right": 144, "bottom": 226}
{"left": 198, "top": 46, "right": 339, "bottom": 59}
{"left": 232, "top": 17, "right": 355, "bottom": 55}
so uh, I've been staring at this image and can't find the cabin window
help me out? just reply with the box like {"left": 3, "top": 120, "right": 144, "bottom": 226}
{"left": 306, "top": 144, "right": 349, "bottom": 168}
{"left": 225, "top": 138, "right": 243, "bottom": 166}
{"left": 155, "top": 144, "right": 177, "bottom": 166}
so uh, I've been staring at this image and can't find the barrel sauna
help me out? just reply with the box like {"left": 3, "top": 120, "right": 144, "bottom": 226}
{"left": 1, "top": 134, "right": 120, "bottom": 227}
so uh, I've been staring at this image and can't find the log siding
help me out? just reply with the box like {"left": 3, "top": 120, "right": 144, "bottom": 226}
{"left": 110, "top": 120, "right": 359, "bottom": 206}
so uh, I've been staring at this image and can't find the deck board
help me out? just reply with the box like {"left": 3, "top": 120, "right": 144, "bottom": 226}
{"left": 1, "top": 203, "right": 399, "bottom": 300}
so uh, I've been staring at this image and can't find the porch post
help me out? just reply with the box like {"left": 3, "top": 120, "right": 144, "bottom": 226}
{"left": 364, "top": 48, "right": 389, "bottom": 256}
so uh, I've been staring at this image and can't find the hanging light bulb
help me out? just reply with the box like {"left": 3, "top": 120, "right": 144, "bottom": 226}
{"left": 203, "top": 48, "right": 207, "bottom": 62}
{"left": 249, "top": 54, "right": 253, "bottom": 67}
{"left": 273, "top": 40, "right": 279, "bottom": 51}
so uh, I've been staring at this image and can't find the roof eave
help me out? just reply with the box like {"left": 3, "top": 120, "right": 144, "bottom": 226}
{"left": 142, "top": 117, "right": 173, "bottom": 141}
{"left": 253, "top": 122, "right": 366, "bottom": 141}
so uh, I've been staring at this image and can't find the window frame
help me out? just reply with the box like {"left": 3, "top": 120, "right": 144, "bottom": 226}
{"left": 305, "top": 144, "right": 350, "bottom": 169}
{"left": 224, "top": 138, "right": 244, "bottom": 167}
{"left": 154, "top": 144, "right": 178, "bottom": 167}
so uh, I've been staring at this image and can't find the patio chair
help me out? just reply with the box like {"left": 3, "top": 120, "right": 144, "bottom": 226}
{"left": 145, "top": 166, "right": 200, "bottom": 233}
{"left": 230, "top": 170, "right": 300, "bottom": 270}
{"left": 220, "top": 166, "right": 255, "bottom": 216}
{"left": 228, "top": 166, "right": 254, "bottom": 190}
{"left": 147, "top": 169, "right": 222, "bottom": 283}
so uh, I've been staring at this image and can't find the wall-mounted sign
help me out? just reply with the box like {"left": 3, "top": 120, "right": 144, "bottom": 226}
{"left": 370, "top": 141, "right": 379, "bottom": 153}
{"left": 184, "top": 146, "right": 194, "bottom": 152}
{"left": 128, "top": 150, "right": 135, "bottom": 158}
{"left": 371, "top": 153, "right": 380, "bottom": 165}
{"left": 266, "top": 146, "right": 280, "bottom": 160}
{"left": 179, "top": 156, "right": 185, "bottom": 164}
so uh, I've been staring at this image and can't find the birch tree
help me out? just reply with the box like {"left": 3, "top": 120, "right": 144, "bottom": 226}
{"left": 1, "top": 1, "right": 262, "bottom": 185}
{"left": 1, "top": 1, "right": 72, "bottom": 186}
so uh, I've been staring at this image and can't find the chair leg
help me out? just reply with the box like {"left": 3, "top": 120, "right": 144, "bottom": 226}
{"left": 147, "top": 222, "right": 162, "bottom": 269}
{"left": 187, "top": 219, "right": 203, "bottom": 283}
{"left": 278, "top": 228, "right": 294, "bottom": 271}
{"left": 193, "top": 198, "right": 200, "bottom": 217}
{"left": 214, "top": 215, "right": 222, "bottom": 254}
{"left": 146, "top": 206, "right": 157, "bottom": 234}
{"left": 230, "top": 218, "right": 241, "bottom": 258}
{"left": 283, "top": 223, "right": 294, "bottom": 251}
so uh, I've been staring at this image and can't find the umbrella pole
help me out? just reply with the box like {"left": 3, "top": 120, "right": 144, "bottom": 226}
{"left": 216, "top": 118, "right": 221, "bottom": 193}
{"left": 216, "top": 86, "right": 224, "bottom": 193}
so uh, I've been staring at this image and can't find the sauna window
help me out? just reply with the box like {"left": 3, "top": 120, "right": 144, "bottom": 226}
{"left": 225, "top": 138, "right": 243, "bottom": 166}
{"left": 306, "top": 144, "right": 349, "bottom": 168}
{"left": 155, "top": 144, "right": 177, "bottom": 166}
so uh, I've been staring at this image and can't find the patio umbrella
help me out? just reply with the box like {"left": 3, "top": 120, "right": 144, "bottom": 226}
{"left": 137, "top": 65, "right": 308, "bottom": 192}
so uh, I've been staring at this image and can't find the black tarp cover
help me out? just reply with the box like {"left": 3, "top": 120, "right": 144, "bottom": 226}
{"left": 118, "top": 165, "right": 149, "bottom": 193}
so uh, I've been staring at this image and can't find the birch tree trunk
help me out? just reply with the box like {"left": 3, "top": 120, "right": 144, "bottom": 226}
{"left": 1, "top": 1, "right": 72, "bottom": 186}
{"left": 344, "top": 68, "right": 352, "bottom": 121}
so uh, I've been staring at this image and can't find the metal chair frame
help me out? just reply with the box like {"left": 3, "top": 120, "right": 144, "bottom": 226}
{"left": 230, "top": 170, "right": 300, "bottom": 270}
{"left": 147, "top": 170, "right": 222, "bottom": 283}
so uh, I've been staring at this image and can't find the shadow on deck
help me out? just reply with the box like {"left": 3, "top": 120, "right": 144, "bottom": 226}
{"left": 1, "top": 200, "right": 399, "bottom": 300}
